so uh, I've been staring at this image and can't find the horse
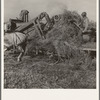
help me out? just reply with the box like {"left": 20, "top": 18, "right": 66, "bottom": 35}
{"left": 4, "top": 32, "right": 27, "bottom": 61}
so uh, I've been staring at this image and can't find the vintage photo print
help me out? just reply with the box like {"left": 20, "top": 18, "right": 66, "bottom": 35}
{"left": 2, "top": 0, "right": 99, "bottom": 99}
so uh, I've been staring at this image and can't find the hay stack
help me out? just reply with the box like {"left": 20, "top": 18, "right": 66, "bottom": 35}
{"left": 25, "top": 10, "right": 94, "bottom": 60}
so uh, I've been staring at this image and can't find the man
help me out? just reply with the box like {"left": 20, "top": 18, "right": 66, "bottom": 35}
{"left": 80, "top": 12, "right": 96, "bottom": 42}
{"left": 80, "top": 12, "right": 89, "bottom": 33}
{"left": 70, "top": 12, "right": 89, "bottom": 34}
{"left": 71, "top": 12, "right": 95, "bottom": 43}
{"left": 74, "top": 12, "right": 89, "bottom": 44}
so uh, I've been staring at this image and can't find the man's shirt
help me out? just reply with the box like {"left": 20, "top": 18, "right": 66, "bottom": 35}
{"left": 81, "top": 17, "right": 89, "bottom": 32}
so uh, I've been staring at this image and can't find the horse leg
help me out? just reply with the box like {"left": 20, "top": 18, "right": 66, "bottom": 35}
{"left": 17, "top": 46, "right": 25, "bottom": 62}
{"left": 35, "top": 46, "right": 39, "bottom": 55}
{"left": 17, "top": 41, "right": 27, "bottom": 61}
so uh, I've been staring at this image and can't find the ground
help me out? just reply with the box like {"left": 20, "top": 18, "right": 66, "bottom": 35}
{"left": 4, "top": 48, "right": 96, "bottom": 89}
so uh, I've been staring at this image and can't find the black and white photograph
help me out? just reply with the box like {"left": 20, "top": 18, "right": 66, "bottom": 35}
{"left": 4, "top": 0, "right": 97, "bottom": 90}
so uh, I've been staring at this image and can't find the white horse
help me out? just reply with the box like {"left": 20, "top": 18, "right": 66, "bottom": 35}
{"left": 4, "top": 32, "right": 27, "bottom": 61}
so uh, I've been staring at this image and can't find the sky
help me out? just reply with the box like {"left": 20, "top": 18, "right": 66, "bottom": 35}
{"left": 4, "top": 0, "right": 96, "bottom": 22}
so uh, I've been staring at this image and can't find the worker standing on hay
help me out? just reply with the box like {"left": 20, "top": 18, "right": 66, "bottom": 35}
{"left": 80, "top": 12, "right": 89, "bottom": 33}
{"left": 80, "top": 12, "right": 96, "bottom": 42}
{"left": 74, "top": 12, "right": 90, "bottom": 43}
{"left": 70, "top": 12, "right": 95, "bottom": 43}
{"left": 78, "top": 12, "right": 90, "bottom": 43}
{"left": 78, "top": 12, "right": 89, "bottom": 43}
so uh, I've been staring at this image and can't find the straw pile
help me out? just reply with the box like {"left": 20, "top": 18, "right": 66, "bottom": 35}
{"left": 25, "top": 10, "right": 95, "bottom": 61}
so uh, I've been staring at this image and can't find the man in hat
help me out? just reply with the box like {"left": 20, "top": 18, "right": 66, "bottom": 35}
{"left": 80, "top": 12, "right": 96, "bottom": 42}
{"left": 75, "top": 12, "right": 90, "bottom": 44}
{"left": 80, "top": 12, "right": 89, "bottom": 33}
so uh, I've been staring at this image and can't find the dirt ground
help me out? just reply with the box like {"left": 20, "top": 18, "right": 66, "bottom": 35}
{"left": 4, "top": 50, "right": 96, "bottom": 89}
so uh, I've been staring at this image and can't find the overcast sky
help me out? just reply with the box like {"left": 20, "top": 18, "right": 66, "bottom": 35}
{"left": 4, "top": 0, "right": 96, "bottom": 22}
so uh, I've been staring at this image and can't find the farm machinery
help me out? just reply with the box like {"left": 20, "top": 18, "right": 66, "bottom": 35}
{"left": 4, "top": 10, "right": 96, "bottom": 59}
{"left": 4, "top": 10, "right": 53, "bottom": 39}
